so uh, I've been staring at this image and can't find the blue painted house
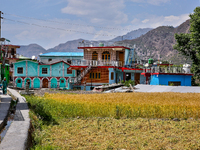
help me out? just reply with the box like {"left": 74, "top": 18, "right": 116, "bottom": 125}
{"left": 141, "top": 65, "right": 193, "bottom": 86}
{"left": 39, "top": 52, "right": 83, "bottom": 64}
{"left": 13, "top": 60, "right": 75, "bottom": 89}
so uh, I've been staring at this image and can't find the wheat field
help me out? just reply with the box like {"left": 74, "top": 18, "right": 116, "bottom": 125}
{"left": 26, "top": 92, "right": 200, "bottom": 149}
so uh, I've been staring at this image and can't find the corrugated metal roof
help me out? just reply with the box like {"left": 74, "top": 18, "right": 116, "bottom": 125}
{"left": 39, "top": 52, "right": 84, "bottom": 57}
{"left": 134, "top": 84, "right": 200, "bottom": 93}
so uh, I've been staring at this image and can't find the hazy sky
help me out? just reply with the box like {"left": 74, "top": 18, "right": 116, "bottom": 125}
{"left": 0, "top": 0, "right": 199, "bottom": 49}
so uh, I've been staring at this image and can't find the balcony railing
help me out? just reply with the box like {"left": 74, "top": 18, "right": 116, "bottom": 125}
{"left": 143, "top": 66, "right": 191, "bottom": 74}
{"left": 78, "top": 41, "right": 133, "bottom": 48}
{"left": 71, "top": 59, "right": 123, "bottom": 67}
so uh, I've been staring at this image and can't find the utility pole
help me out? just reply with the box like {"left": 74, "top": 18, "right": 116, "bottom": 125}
{"left": 0, "top": 11, "right": 2, "bottom": 38}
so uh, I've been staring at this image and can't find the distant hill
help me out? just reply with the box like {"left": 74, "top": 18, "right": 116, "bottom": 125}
{"left": 16, "top": 28, "right": 153, "bottom": 57}
{"left": 17, "top": 44, "right": 46, "bottom": 59}
{"left": 111, "top": 28, "right": 152, "bottom": 42}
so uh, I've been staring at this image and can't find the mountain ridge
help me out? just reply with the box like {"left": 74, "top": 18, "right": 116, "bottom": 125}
{"left": 16, "top": 28, "right": 153, "bottom": 58}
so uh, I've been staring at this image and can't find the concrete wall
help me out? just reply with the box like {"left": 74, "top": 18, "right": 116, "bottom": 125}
{"left": 150, "top": 74, "right": 192, "bottom": 86}
{"left": 40, "top": 56, "right": 83, "bottom": 64}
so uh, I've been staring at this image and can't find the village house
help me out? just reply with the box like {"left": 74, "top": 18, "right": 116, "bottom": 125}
{"left": 1, "top": 44, "right": 20, "bottom": 82}
{"left": 141, "top": 63, "right": 193, "bottom": 86}
{"left": 68, "top": 42, "right": 145, "bottom": 90}
{"left": 39, "top": 52, "right": 83, "bottom": 64}
{"left": 13, "top": 60, "right": 75, "bottom": 89}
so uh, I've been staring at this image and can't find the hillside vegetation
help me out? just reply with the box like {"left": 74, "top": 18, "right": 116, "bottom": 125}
{"left": 125, "top": 20, "right": 191, "bottom": 64}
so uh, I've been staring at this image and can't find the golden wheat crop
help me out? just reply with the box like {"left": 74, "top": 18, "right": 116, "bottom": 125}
{"left": 39, "top": 92, "right": 200, "bottom": 119}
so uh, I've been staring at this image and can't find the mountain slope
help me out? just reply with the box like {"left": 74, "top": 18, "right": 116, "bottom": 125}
{"left": 123, "top": 19, "right": 191, "bottom": 64}
{"left": 17, "top": 44, "right": 46, "bottom": 58}
{"left": 16, "top": 28, "right": 153, "bottom": 57}
{"left": 111, "top": 28, "right": 152, "bottom": 42}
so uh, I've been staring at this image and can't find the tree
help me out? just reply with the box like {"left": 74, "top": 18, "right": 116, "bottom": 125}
{"left": 173, "top": 7, "right": 200, "bottom": 85}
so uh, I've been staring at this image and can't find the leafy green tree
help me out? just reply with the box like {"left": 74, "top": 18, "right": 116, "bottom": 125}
{"left": 173, "top": 7, "right": 200, "bottom": 85}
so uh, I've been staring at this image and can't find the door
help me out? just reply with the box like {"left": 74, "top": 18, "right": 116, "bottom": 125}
{"left": 16, "top": 78, "right": 22, "bottom": 88}
{"left": 119, "top": 52, "right": 124, "bottom": 66}
{"left": 77, "top": 70, "right": 81, "bottom": 77}
{"left": 42, "top": 78, "right": 48, "bottom": 88}
{"left": 126, "top": 73, "right": 131, "bottom": 81}
{"left": 60, "top": 78, "right": 66, "bottom": 88}
{"left": 134, "top": 73, "right": 140, "bottom": 85}
{"left": 51, "top": 78, "right": 57, "bottom": 88}
{"left": 33, "top": 78, "right": 40, "bottom": 88}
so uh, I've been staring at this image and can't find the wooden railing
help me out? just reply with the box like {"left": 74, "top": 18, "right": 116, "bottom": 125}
{"left": 71, "top": 59, "right": 123, "bottom": 67}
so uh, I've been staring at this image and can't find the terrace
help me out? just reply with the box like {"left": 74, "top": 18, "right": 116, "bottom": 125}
{"left": 143, "top": 66, "right": 192, "bottom": 74}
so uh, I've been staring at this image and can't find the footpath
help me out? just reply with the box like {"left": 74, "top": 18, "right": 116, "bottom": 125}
{"left": 0, "top": 88, "right": 30, "bottom": 150}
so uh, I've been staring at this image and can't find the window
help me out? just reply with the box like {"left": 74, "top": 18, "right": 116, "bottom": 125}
{"left": 89, "top": 72, "right": 101, "bottom": 79}
{"left": 61, "top": 79, "right": 64, "bottom": 83}
{"left": 67, "top": 68, "right": 72, "bottom": 74}
{"left": 48, "top": 58, "right": 52, "bottom": 62}
{"left": 11, "top": 48, "right": 15, "bottom": 55}
{"left": 17, "top": 67, "right": 23, "bottom": 74}
{"left": 17, "top": 80, "right": 21, "bottom": 83}
{"left": 67, "top": 59, "right": 71, "bottom": 64}
{"left": 92, "top": 51, "right": 98, "bottom": 60}
{"left": 168, "top": 81, "right": 181, "bottom": 86}
{"left": 102, "top": 51, "right": 110, "bottom": 61}
{"left": 111, "top": 72, "right": 114, "bottom": 80}
{"left": 42, "top": 68, "right": 48, "bottom": 74}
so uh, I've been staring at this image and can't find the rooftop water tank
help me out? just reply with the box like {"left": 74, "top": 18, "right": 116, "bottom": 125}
{"left": 148, "top": 58, "right": 153, "bottom": 64}
{"left": 99, "top": 43, "right": 104, "bottom": 47}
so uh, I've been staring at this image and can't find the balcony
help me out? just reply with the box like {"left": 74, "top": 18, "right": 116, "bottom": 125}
{"left": 71, "top": 59, "right": 123, "bottom": 67}
{"left": 78, "top": 41, "right": 133, "bottom": 48}
{"left": 143, "top": 66, "right": 191, "bottom": 74}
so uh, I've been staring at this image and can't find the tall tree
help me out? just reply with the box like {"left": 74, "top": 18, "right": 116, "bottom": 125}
{"left": 174, "top": 7, "right": 200, "bottom": 85}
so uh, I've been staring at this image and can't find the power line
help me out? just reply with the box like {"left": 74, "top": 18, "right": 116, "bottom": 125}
{"left": 3, "top": 17, "right": 119, "bottom": 37}
{"left": 4, "top": 12, "right": 132, "bottom": 31}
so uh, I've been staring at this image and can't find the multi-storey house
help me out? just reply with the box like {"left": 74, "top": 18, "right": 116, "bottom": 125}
{"left": 13, "top": 60, "right": 75, "bottom": 89}
{"left": 68, "top": 42, "right": 145, "bottom": 90}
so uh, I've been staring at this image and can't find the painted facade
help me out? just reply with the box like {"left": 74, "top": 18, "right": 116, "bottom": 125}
{"left": 150, "top": 73, "right": 192, "bottom": 86}
{"left": 13, "top": 60, "right": 75, "bottom": 89}
{"left": 141, "top": 65, "right": 193, "bottom": 86}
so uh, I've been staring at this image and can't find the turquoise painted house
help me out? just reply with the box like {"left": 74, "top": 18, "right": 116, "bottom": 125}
{"left": 13, "top": 60, "right": 75, "bottom": 89}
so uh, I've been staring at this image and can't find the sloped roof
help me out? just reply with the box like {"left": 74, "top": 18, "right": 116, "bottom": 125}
{"left": 39, "top": 52, "right": 84, "bottom": 57}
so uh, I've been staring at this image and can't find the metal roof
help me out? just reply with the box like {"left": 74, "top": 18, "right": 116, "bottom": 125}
{"left": 39, "top": 52, "right": 84, "bottom": 57}
{"left": 134, "top": 84, "right": 200, "bottom": 93}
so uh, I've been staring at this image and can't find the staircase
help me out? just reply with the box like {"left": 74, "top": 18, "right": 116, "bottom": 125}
{"left": 68, "top": 65, "right": 92, "bottom": 84}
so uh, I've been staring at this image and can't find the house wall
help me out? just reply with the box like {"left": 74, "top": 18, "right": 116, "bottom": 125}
{"left": 39, "top": 65, "right": 50, "bottom": 77}
{"left": 125, "top": 49, "right": 129, "bottom": 65}
{"left": 81, "top": 67, "right": 109, "bottom": 84}
{"left": 109, "top": 68, "right": 116, "bottom": 84}
{"left": 150, "top": 74, "right": 192, "bottom": 86}
{"left": 84, "top": 49, "right": 120, "bottom": 61}
{"left": 51, "top": 62, "right": 63, "bottom": 77}
{"left": 14, "top": 61, "right": 27, "bottom": 77}
{"left": 27, "top": 61, "right": 38, "bottom": 76}
{"left": 40, "top": 56, "right": 83, "bottom": 64}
